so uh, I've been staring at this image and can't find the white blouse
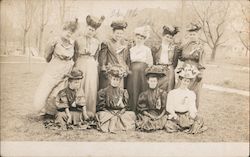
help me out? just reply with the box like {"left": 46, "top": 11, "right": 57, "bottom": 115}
{"left": 166, "top": 88, "right": 197, "bottom": 118}
{"left": 129, "top": 45, "right": 153, "bottom": 66}
{"left": 77, "top": 35, "right": 99, "bottom": 56}
{"left": 159, "top": 43, "right": 169, "bottom": 64}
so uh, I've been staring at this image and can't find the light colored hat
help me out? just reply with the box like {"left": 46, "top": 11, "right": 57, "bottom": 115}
{"left": 177, "top": 64, "right": 200, "bottom": 79}
{"left": 134, "top": 25, "right": 151, "bottom": 39}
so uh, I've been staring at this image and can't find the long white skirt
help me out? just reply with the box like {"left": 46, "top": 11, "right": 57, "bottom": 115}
{"left": 74, "top": 56, "right": 98, "bottom": 115}
{"left": 33, "top": 58, "right": 74, "bottom": 112}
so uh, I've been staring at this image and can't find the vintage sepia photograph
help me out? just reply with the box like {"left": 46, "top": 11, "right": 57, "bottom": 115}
{"left": 0, "top": 0, "right": 249, "bottom": 156}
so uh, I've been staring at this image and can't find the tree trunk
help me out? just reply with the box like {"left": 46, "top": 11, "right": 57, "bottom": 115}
{"left": 210, "top": 46, "right": 217, "bottom": 61}
{"left": 39, "top": 27, "right": 44, "bottom": 56}
{"left": 23, "top": 30, "right": 27, "bottom": 55}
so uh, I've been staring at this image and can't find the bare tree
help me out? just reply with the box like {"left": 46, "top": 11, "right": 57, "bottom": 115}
{"left": 192, "top": 1, "right": 230, "bottom": 61}
{"left": 22, "top": 0, "right": 36, "bottom": 55}
{"left": 59, "top": 0, "right": 66, "bottom": 25}
{"left": 39, "top": 0, "right": 51, "bottom": 55}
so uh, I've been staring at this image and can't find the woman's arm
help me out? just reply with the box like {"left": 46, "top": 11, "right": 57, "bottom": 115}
{"left": 44, "top": 38, "right": 57, "bottom": 62}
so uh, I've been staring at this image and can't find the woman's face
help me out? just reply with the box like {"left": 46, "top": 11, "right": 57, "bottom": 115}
{"left": 187, "top": 31, "right": 199, "bottom": 42}
{"left": 62, "top": 29, "right": 73, "bottom": 40}
{"left": 85, "top": 25, "right": 96, "bottom": 37}
{"left": 68, "top": 79, "right": 81, "bottom": 90}
{"left": 147, "top": 77, "right": 158, "bottom": 89}
{"left": 135, "top": 34, "right": 146, "bottom": 45}
{"left": 180, "top": 78, "right": 191, "bottom": 88}
{"left": 113, "top": 29, "right": 124, "bottom": 41}
{"left": 162, "top": 34, "right": 173, "bottom": 43}
{"left": 110, "top": 76, "right": 121, "bottom": 87}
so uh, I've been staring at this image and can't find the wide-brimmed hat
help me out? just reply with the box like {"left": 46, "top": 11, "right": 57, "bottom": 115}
{"left": 62, "top": 18, "right": 78, "bottom": 33}
{"left": 177, "top": 64, "right": 200, "bottom": 79}
{"left": 134, "top": 25, "right": 151, "bottom": 39}
{"left": 110, "top": 20, "right": 128, "bottom": 30}
{"left": 186, "top": 23, "right": 201, "bottom": 32}
{"left": 64, "top": 69, "right": 83, "bottom": 80}
{"left": 162, "top": 25, "right": 179, "bottom": 36}
{"left": 106, "top": 64, "right": 128, "bottom": 78}
{"left": 86, "top": 15, "right": 105, "bottom": 29}
{"left": 145, "top": 65, "right": 167, "bottom": 78}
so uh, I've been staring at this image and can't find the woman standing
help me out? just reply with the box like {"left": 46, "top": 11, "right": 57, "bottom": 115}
{"left": 33, "top": 19, "right": 79, "bottom": 115}
{"left": 178, "top": 23, "right": 205, "bottom": 108}
{"left": 126, "top": 26, "right": 153, "bottom": 112}
{"left": 98, "top": 20, "right": 130, "bottom": 89}
{"left": 152, "top": 25, "right": 180, "bottom": 92}
{"left": 74, "top": 15, "right": 105, "bottom": 117}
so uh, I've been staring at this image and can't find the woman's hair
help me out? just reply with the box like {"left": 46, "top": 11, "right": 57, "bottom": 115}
{"left": 146, "top": 74, "right": 159, "bottom": 80}
{"left": 135, "top": 33, "right": 147, "bottom": 39}
{"left": 113, "top": 28, "right": 125, "bottom": 32}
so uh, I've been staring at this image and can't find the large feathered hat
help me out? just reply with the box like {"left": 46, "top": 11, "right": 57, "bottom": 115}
{"left": 106, "top": 64, "right": 128, "bottom": 78}
{"left": 64, "top": 69, "right": 84, "bottom": 80}
{"left": 86, "top": 15, "right": 105, "bottom": 29}
{"left": 177, "top": 64, "right": 200, "bottom": 79}
{"left": 162, "top": 25, "right": 179, "bottom": 36}
{"left": 145, "top": 65, "right": 167, "bottom": 78}
{"left": 62, "top": 18, "right": 78, "bottom": 32}
{"left": 110, "top": 20, "right": 128, "bottom": 30}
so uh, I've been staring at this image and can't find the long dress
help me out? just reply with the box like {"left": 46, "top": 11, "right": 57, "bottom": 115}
{"left": 126, "top": 45, "right": 153, "bottom": 112}
{"left": 74, "top": 34, "right": 100, "bottom": 115}
{"left": 152, "top": 43, "right": 180, "bottom": 92}
{"left": 98, "top": 38, "right": 130, "bottom": 89}
{"left": 33, "top": 37, "right": 78, "bottom": 113}
{"left": 96, "top": 86, "right": 136, "bottom": 133}
{"left": 165, "top": 88, "right": 207, "bottom": 134}
{"left": 178, "top": 41, "right": 205, "bottom": 108}
{"left": 136, "top": 88, "right": 168, "bottom": 131}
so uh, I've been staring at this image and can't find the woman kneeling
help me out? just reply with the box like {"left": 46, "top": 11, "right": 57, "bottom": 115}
{"left": 136, "top": 65, "right": 168, "bottom": 132}
{"left": 96, "top": 65, "right": 136, "bottom": 133}
{"left": 165, "top": 64, "right": 208, "bottom": 134}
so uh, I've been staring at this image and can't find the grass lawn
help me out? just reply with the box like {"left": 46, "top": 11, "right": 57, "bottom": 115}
{"left": 0, "top": 62, "right": 249, "bottom": 142}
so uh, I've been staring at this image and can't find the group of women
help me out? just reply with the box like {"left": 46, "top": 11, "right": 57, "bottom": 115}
{"left": 33, "top": 15, "right": 207, "bottom": 134}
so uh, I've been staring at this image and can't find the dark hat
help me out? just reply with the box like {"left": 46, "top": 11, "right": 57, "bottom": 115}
{"left": 111, "top": 20, "right": 128, "bottom": 30}
{"left": 106, "top": 64, "right": 128, "bottom": 78}
{"left": 62, "top": 18, "right": 78, "bottom": 33}
{"left": 86, "top": 15, "right": 105, "bottom": 29}
{"left": 64, "top": 69, "right": 83, "bottom": 80}
{"left": 162, "top": 25, "right": 179, "bottom": 36}
{"left": 145, "top": 65, "right": 167, "bottom": 78}
{"left": 186, "top": 23, "right": 201, "bottom": 32}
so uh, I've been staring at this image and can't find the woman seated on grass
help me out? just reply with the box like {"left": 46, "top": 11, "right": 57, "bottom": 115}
{"left": 136, "top": 65, "right": 168, "bottom": 132}
{"left": 96, "top": 65, "right": 136, "bottom": 133}
{"left": 48, "top": 69, "right": 89, "bottom": 130}
{"left": 165, "top": 64, "right": 208, "bottom": 134}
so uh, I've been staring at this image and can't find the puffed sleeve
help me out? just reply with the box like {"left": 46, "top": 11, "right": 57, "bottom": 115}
{"left": 96, "top": 89, "right": 106, "bottom": 112}
{"left": 75, "top": 89, "right": 86, "bottom": 107}
{"left": 55, "top": 90, "right": 69, "bottom": 111}
{"left": 188, "top": 91, "right": 197, "bottom": 119}
{"left": 72, "top": 40, "right": 79, "bottom": 62}
{"left": 198, "top": 47, "right": 205, "bottom": 70}
{"left": 172, "top": 44, "right": 182, "bottom": 69}
{"left": 44, "top": 38, "right": 57, "bottom": 62}
{"left": 122, "top": 89, "right": 129, "bottom": 109}
{"left": 166, "top": 91, "right": 175, "bottom": 115}
{"left": 137, "top": 92, "right": 149, "bottom": 113}
{"left": 98, "top": 42, "right": 108, "bottom": 70}
{"left": 160, "top": 90, "right": 168, "bottom": 110}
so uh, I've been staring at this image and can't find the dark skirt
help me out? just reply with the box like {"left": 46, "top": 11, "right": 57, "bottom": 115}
{"left": 158, "top": 65, "right": 175, "bottom": 92}
{"left": 126, "top": 62, "right": 148, "bottom": 112}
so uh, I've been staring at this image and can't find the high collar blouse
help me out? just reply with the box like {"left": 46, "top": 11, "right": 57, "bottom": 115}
{"left": 77, "top": 34, "right": 100, "bottom": 56}
{"left": 129, "top": 45, "right": 153, "bottom": 66}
